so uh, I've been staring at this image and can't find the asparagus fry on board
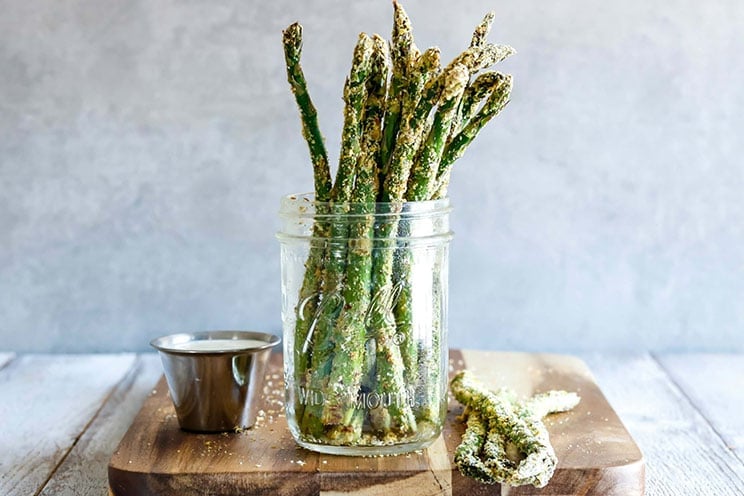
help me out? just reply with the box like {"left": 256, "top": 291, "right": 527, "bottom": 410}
{"left": 450, "top": 371, "right": 580, "bottom": 487}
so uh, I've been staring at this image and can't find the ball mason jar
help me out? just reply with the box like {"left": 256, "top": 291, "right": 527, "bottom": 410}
{"left": 277, "top": 193, "right": 452, "bottom": 456}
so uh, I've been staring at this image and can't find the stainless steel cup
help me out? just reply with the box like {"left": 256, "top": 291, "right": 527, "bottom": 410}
{"left": 150, "top": 330, "right": 281, "bottom": 432}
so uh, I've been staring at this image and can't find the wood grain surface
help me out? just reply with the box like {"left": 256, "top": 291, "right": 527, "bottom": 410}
{"left": 39, "top": 355, "right": 163, "bottom": 496}
{"left": 1, "top": 352, "right": 741, "bottom": 495}
{"left": 108, "top": 350, "right": 644, "bottom": 496}
{"left": 584, "top": 353, "right": 744, "bottom": 496}
{"left": 0, "top": 354, "right": 136, "bottom": 496}
{"left": 656, "top": 353, "right": 744, "bottom": 461}
{"left": 0, "top": 353, "right": 14, "bottom": 370}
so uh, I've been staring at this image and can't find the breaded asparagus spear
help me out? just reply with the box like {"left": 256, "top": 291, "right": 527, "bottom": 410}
{"left": 282, "top": 23, "right": 333, "bottom": 403}
{"left": 470, "top": 11, "right": 495, "bottom": 49}
{"left": 446, "top": 11, "right": 495, "bottom": 145}
{"left": 301, "top": 33, "right": 374, "bottom": 437}
{"left": 389, "top": 47, "right": 438, "bottom": 391}
{"left": 366, "top": 59, "right": 453, "bottom": 435}
{"left": 283, "top": 23, "right": 333, "bottom": 201}
{"left": 450, "top": 371, "right": 580, "bottom": 488}
{"left": 391, "top": 66, "right": 466, "bottom": 421}
{"left": 433, "top": 73, "right": 513, "bottom": 199}
{"left": 407, "top": 64, "right": 469, "bottom": 199}
{"left": 381, "top": 0, "right": 417, "bottom": 175}
{"left": 453, "top": 71, "right": 502, "bottom": 135}
{"left": 321, "top": 35, "right": 388, "bottom": 440}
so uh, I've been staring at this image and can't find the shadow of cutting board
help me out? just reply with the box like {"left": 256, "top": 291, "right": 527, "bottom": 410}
{"left": 108, "top": 350, "right": 644, "bottom": 495}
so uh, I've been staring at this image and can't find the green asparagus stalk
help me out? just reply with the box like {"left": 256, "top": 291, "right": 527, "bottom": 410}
{"left": 282, "top": 23, "right": 333, "bottom": 201}
{"left": 321, "top": 34, "right": 388, "bottom": 441}
{"left": 432, "top": 73, "right": 512, "bottom": 199}
{"left": 389, "top": 65, "right": 467, "bottom": 419}
{"left": 496, "top": 391, "right": 580, "bottom": 487}
{"left": 450, "top": 371, "right": 556, "bottom": 483}
{"left": 365, "top": 59, "right": 448, "bottom": 434}
{"left": 381, "top": 76, "right": 442, "bottom": 202}
{"left": 407, "top": 64, "right": 469, "bottom": 199}
{"left": 332, "top": 35, "right": 377, "bottom": 204}
{"left": 422, "top": 39, "right": 513, "bottom": 194}
{"left": 454, "top": 409, "right": 504, "bottom": 485}
{"left": 282, "top": 22, "right": 333, "bottom": 403}
{"left": 451, "top": 371, "right": 553, "bottom": 462}
{"left": 301, "top": 33, "right": 374, "bottom": 437}
{"left": 442, "top": 42, "right": 513, "bottom": 146}
{"left": 482, "top": 408, "right": 555, "bottom": 488}
{"left": 449, "top": 10, "right": 496, "bottom": 135}
{"left": 453, "top": 72, "right": 502, "bottom": 135}
{"left": 381, "top": 0, "right": 416, "bottom": 176}
{"left": 446, "top": 12, "right": 495, "bottom": 159}
{"left": 443, "top": 41, "right": 514, "bottom": 146}
{"left": 388, "top": 47, "right": 441, "bottom": 389}
{"left": 402, "top": 48, "right": 441, "bottom": 120}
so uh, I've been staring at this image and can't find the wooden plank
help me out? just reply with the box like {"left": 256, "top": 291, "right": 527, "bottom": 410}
{"left": 0, "top": 353, "right": 15, "bottom": 370}
{"left": 109, "top": 350, "right": 642, "bottom": 496}
{"left": 38, "top": 354, "right": 162, "bottom": 496}
{"left": 583, "top": 353, "right": 744, "bottom": 495}
{"left": 655, "top": 353, "right": 744, "bottom": 461}
{"left": 0, "top": 354, "right": 137, "bottom": 496}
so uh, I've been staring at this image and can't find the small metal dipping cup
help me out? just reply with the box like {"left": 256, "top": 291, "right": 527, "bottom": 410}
{"left": 150, "top": 330, "right": 280, "bottom": 432}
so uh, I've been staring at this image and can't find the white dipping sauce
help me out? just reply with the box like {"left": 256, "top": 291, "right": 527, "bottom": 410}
{"left": 171, "top": 338, "right": 268, "bottom": 352}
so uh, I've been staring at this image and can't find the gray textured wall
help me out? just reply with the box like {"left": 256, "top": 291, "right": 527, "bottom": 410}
{"left": 2, "top": 0, "right": 743, "bottom": 352}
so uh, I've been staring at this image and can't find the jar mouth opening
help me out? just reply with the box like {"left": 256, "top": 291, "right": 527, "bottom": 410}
{"left": 278, "top": 192, "right": 452, "bottom": 219}
{"left": 276, "top": 231, "right": 454, "bottom": 245}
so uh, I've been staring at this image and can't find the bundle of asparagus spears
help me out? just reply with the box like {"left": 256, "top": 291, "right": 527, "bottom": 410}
{"left": 451, "top": 371, "right": 580, "bottom": 487}
{"left": 282, "top": 2, "right": 513, "bottom": 447}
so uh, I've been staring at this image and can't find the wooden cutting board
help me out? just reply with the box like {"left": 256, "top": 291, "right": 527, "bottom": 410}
{"left": 108, "top": 350, "right": 644, "bottom": 496}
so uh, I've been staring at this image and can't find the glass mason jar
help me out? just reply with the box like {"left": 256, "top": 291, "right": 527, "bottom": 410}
{"left": 277, "top": 193, "right": 452, "bottom": 456}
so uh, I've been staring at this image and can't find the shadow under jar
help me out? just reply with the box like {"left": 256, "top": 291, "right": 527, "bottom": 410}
{"left": 277, "top": 193, "right": 452, "bottom": 455}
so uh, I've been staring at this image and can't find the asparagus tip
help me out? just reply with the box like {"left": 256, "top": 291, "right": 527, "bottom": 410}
{"left": 393, "top": 0, "right": 412, "bottom": 33}
{"left": 442, "top": 63, "right": 469, "bottom": 101}
{"left": 422, "top": 46, "right": 441, "bottom": 69}
{"left": 283, "top": 23, "right": 303, "bottom": 60}
{"left": 283, "top": 22, "right": 302, "bottom": 40}
{"left": 471, "top": 11, "right": 496, "bottom": 48}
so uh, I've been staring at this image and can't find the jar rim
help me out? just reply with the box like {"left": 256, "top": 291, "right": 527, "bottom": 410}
{"left": 276, "top": 231, "right": 454, "bottom": 245}
{"left": 278, "top": 192, "right": 452, "bottom": 219}
{"left": 277, "top": 193, "right": 453, "bottom": 243}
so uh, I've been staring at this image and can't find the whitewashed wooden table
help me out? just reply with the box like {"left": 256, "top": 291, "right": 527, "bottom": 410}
{"left": 0, "top": 351, "right": 742, "bottom": 495}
